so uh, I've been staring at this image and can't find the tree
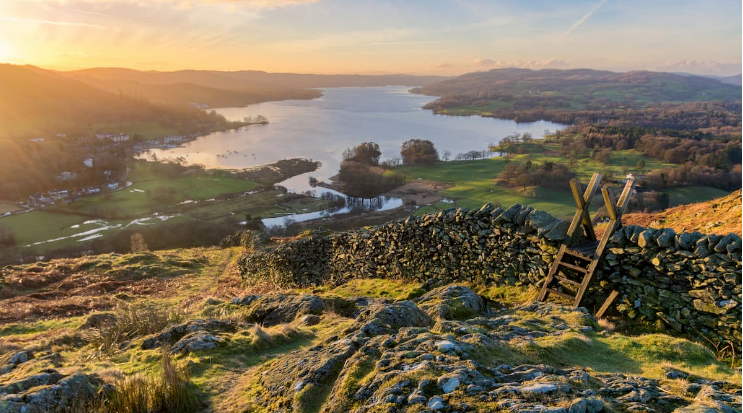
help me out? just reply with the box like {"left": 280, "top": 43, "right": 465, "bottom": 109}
{"left": 400, "top": 139, "right": 439, "bottom": 165}
{"left": 637, "top": 159, "right": 646, "bottom": 172}
{"left": 344, "top": 142, "right": 381, "bottom": 165}
{"left": 130, "top": 233, "right": 149, "bottom": 253}
{"left": 442, "top": 150, "right": 451, "bottom": 162}
{"left": 354, "top": 142, "right": 382, "bottom": 165}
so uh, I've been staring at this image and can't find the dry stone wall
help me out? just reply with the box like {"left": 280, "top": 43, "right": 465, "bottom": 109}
{"left": 239, "top": 203, "right": 742, "bottom": 347}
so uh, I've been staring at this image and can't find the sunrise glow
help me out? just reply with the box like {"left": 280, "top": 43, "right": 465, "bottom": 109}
{"left": 0, "top": 0, "right": 739, "bottom": 75}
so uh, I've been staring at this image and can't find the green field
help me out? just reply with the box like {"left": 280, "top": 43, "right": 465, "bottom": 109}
{"left": 398, "top": 145, "right": 726, "bottom": 219}
{"left": 0, "top": 162, "right": 327, "bottom": 257}
{"left": 399, "top": 158, "right": 579, "bottom": 218}
{"left": 59, "top": 175, "right": 259, "bottom": 218}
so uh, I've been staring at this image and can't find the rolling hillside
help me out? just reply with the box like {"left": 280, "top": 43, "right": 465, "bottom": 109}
{"left": 416, "top": 68, "right": 742, "bottom": 125}
{"left": 418, "top": 68, "right": 741, "bottom": 104}
{"left": 0, "top": 64, "right": 238, "bottom": 139}
{"left": 624, "top": 189, "right": 742, "bottom": 236}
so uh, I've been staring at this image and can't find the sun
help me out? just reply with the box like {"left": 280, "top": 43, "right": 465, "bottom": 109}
{"left": 0, "top": 38, "right": 17, "bottom": 63}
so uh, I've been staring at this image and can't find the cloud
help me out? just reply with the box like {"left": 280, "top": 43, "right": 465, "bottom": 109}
{"left": 0, "top": 16, "right": 105, "bottom": 29}
{"left": 471, "top": 58, "right": 570, "bottom": 69}
{"left": 434, "top": 62, "right": 455, "bottom": 69}
{"left": 11, "top": 0, "right": 323, "bottom": 8}
{"left": 472, "top": 58, "right": 497, "bottom": 67}
{"left": 559, "top": 0, "right": 609, "bottom": 41}
{"left": 72, "top": 9, "right": 111, "bottom": 16}
{"left": 651, "top": 60, "right": 742, "bottom": 76}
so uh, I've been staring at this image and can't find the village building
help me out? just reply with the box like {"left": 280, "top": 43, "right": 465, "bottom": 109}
{"left": 56, "top": 171, "right": 77, "bottom": 181}
{"left": 96, "top": 133, "right": 130, "bottom": 142}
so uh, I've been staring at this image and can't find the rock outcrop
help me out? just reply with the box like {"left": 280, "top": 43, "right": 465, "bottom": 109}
{"left": 0, "top": 370, "right": 102, "bottom": 413}
{"left": 243, "top": 286, "right": 741, "bottom": 412}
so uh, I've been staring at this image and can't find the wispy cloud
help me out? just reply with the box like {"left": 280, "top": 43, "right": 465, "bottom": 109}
{"left": 471, "top": 58, "right": 569, "bottom": 69}
{"left": 559, "top": 0, "right": 609, "bottom": 41}
{"left": 0, "top": 16, "right": 105, "bottom": 29}
{"left": 10, "top": 0, "right": 323, "bottom": 9}
{"left": 651, "top": 60, "right": 743, "bottom": 76}
{"left": 72, "top": 9, "right": 110, "bottom": 17}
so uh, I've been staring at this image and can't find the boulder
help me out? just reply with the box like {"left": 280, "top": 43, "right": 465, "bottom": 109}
{"left": 416, "top": 284, "right": 485, "bottom": 320}
{"left": 237, "top": 293, "right": 326, "bottom": 326}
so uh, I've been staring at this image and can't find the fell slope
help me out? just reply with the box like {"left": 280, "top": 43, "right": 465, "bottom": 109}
{"left": 0, "top": 64, "right": 236, "bottom": 139}
{"left": 624, "top": 189, "right": 742, "bottom": 236}
{"left": 0, "top": 248, "right": 739, "bottom": 412}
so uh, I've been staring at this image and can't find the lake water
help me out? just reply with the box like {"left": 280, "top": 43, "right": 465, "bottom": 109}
{"left": 140, "top": 87, "right": 564, "bottom": 225}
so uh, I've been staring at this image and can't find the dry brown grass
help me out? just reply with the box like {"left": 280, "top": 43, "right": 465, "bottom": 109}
{"left": 86, "top": 302, "right": 183, "bottom": 358}
{"left": 622, "top": 189, "right": 741, "bottom": 236}
{"left": 597, "top": 318, "right": 617, "bottom": 333}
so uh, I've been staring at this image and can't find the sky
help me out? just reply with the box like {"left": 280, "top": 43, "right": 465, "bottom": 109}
{"left": 0, "top": 0, "right": 740, "bottom": 76}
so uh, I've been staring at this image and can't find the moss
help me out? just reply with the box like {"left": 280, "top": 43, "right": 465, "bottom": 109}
{"left": 531, "top": 331, "right": 737, "bottom": 382}
{"left": 474, "top": 284, "right": 539, "bottom": 308}
{"left": 293, "top": 362, "right": 343, "bottom": 413}
{"left": 326, "top": 355, "right": 378, "bottom": 413}
{"left": 320, "top": 295, "right": 357, "bottom": 317}
{"left": 304, "top": 278, "right": 426, "bottom": 301}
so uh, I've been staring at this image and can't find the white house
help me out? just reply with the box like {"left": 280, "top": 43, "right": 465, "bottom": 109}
{"left": 29, "top": 137, "right": 44, "bottom": 143}
{"left": 83, "top": 158, "right": 94, "bottom": 168}
{"left": 163, "top": 135, "right": 184, "bottom": 144}
{"left": 56, "top": 171, "right": 77, "bottom": 181}
{"left": 108, "top": 182, "right": 119, "bottom": 190}
{"left": 96, "top": 133, "right": 130, "bottom": 142}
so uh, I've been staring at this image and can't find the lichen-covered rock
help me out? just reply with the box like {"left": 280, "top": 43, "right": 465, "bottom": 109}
{"left": 353, "top": 301, "right": 433, "bottom": 337}
{"left": 234, "top": 293, "right": 326, "bottom": 326}
{"left": 0, "top": 371, "right": 101, "bottom": 413}
{"left": 142, "top": 319, "right": 236, "bottom": 352}
{"left": 416, "top": 284, "right": 485, "bottom": 320}
{"left": 243, "top": 297, "right": 740, "bottom": 413}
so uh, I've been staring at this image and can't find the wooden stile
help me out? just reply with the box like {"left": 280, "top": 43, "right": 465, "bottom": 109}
{"left": 537, "top": 173, "right": 635, "bottom": 316}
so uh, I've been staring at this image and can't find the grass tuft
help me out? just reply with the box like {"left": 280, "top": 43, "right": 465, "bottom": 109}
{"left": 86, "top": 302, "right": 183, "bottom": 358}
{"left": 105, "top": 350, "right": 201, "bottom": 413}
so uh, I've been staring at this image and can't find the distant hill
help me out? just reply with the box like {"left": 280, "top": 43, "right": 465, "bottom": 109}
{"left": 415, "top": 68, "right": 742, "bottom": 125}
{"left": 66, "top": 68, "right": 447, "bottom": 107}
{"left": 0, "top": 64, "right": 237, "bottom": 139}
{"left": 418, "top": 68, "right": 741, "bottom": 104}
{"left": 624, "top": 189, "right": 742, "bottom": 236}
{"left": 720, "top": 74, "right": 742, "bottom": 86}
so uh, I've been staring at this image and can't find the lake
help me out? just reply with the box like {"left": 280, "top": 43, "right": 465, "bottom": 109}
{"left": 143, "top": 87, "right": 563, "bottom": 191}
{"left": 141, "top": 87, "right": 564, "bottom": 226}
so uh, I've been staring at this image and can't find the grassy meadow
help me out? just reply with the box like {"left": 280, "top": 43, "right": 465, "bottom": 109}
{"left": 398, "top": 142, "right": 727, "bottom": 219}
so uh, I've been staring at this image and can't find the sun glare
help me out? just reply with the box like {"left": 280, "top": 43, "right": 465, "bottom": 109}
{"left": 0, "top": 39, "right": 15, "bottom": 63}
